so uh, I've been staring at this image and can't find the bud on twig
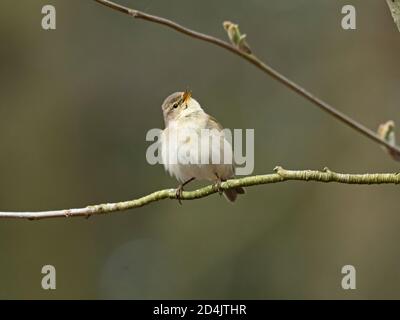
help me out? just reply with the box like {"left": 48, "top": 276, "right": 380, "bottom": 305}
{"left": 223, "top": 21, "right": 252, "bottom": 54}
{"left": 377, "top": 120, "right": 400, "bottom": 161}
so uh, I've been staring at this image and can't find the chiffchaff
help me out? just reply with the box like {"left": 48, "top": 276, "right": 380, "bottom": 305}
{"left": 160, "top": 91, "right": 245, "bottom": 203}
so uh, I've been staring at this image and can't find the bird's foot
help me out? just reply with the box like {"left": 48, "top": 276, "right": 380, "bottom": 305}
{"left": 213, "top": 178, "right": 224, "bottom": 195}
{"left": 175, "top": 185, "right": 184, "bottom": 205}
{"left": 175, "top": 177, "right": 195, "bottom": 205}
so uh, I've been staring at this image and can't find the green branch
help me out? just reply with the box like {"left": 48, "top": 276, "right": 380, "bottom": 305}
{"left": 1, "top": 167, "right": 399, "bottom": 220}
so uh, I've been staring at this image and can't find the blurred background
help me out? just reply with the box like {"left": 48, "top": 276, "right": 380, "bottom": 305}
{"left": 0, "top": 0, "right": 399, "bottom": 299}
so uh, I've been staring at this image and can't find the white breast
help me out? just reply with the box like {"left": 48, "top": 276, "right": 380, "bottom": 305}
{"left": 161, "top": 117, "right": 235, "bottom": 183}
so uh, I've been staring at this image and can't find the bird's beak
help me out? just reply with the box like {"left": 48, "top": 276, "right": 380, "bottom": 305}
{"left": 182, "top": 90, "right": 192, "bottom": 103}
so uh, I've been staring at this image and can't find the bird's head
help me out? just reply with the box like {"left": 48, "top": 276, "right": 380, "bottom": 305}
{"left": 161, "top": 90, "right": 202, "bottom": 126}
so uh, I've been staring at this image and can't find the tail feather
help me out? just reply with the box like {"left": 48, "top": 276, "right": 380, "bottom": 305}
{"left": 223, "top": 187, "right": 245, "bottom": 202}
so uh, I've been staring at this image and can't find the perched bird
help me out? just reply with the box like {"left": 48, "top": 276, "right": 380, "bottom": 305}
{"left": 160, "top": 91, "right": 245, "bottom": 203}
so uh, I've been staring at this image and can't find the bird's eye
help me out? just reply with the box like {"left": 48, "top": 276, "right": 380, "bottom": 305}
{"left": 172, "top": 103, "right": 179, "bottom": 109}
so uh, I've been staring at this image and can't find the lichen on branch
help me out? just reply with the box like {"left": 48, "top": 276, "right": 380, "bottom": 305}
{"left": 0, "top": 167, "right": 399, "bottom": 220}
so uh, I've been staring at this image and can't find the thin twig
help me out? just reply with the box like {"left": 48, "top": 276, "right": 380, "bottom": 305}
{"left": 94, "top": 0, "right": 400, "bottom": 157}
{"left": 1, "top": 167, "right": 399, "bottom": 220}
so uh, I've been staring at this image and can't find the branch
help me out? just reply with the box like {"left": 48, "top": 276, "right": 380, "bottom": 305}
{"left": 1, "top": 167, "right": 399, "bottom": 220}
{"left": 387, "top": 0, "right": 400, "bottom": 32}
{"left": 94, "top": 0, "right": 400, "bottom": 158}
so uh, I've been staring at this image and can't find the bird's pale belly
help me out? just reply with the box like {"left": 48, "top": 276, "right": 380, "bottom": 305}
{"left": 167, "top": 163, "right": 233, "bottom": 182}
{"left": 161, "top": 126, "right": 234, "bottom": 183}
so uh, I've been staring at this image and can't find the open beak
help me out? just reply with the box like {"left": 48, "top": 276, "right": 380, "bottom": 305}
{"left": 182, "top": 90, "right": 192, "bottom": 104}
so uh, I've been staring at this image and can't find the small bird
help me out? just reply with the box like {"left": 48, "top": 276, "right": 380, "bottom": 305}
{"left": 160, "top": 91, "right": 245, "bottom": 203}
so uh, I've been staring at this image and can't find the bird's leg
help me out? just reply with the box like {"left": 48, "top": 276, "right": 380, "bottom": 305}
{"left": 176, "top": 177, "right": 195, "bottom": 205}
{"left": 214, "top": 173, "right": 224, "bottom": 195}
